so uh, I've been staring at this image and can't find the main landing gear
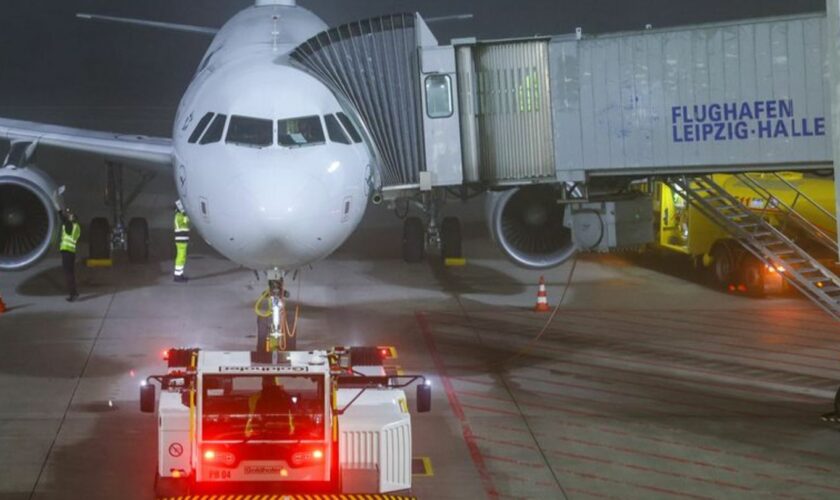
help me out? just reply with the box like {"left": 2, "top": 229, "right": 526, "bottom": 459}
{"left": 398, "top": 194, "right": 463, "bottom": 264}
{"left": 88, "top": 162, "right": 155, "bottom": 263}
{"left": 255, "top": 272, "right": 298, "bottom": 353}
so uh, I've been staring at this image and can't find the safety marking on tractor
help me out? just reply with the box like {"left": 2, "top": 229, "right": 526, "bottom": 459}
{"left": 168, "top": 442, "right": 183, "bottom": 457}
{"left": 160, "top": 495, "right": 416, "bottom": 499}
{"left": 85, "top": 258, "right": 113, "bottom": 268}
{"left": 412, "top": 456, "right": 434, "bottom": 477}
{"left": 444, "top": 257, "right": 467, "bottom": 267}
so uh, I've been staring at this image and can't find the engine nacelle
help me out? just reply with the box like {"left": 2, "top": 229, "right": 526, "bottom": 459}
{"left": 485, "top": 185, "right": 577, "bottom": 269}
{"left": 0, "top": 165, "right": 63, "bottom": 271}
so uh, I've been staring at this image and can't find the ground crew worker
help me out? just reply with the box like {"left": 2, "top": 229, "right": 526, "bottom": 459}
{"left": 59, "top": 208, "right": 81, "bottom": 302}
{"left": 173, "top": 199, "right": 190, "bottom": 283}
{"left": 245, "top": 377, "right": 295, "bottom": 438}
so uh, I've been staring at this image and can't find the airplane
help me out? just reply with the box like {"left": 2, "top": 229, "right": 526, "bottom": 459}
{"left": 0, "top": 0, "right": 576, "bottom": 340}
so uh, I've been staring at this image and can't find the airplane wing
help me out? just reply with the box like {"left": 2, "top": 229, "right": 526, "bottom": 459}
{"left": 0, "top": 117, "right": 172, "bottom": 168}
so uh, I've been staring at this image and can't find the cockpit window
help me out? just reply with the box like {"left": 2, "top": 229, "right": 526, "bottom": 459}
{"left": 227, "top": 116, "right": 274, "bottom": 148}
{"left": 325, "top": 114, "right": 351, "bottom": 145}
{"left": 336, "top": 112, "right": 363, "bottom": 144}
{"left": 277, "top": 116, "right": 325, "bottom": 147}
{"left": 188, "top": 112, "right": 215, "bottom": 144}
{"left": 200, "top": 114, "right": 227, "bottom": 145}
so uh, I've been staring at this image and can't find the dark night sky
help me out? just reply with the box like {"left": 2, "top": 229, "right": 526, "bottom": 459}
{"left": 0, "top": 0, "right": 826, "bottom": 120}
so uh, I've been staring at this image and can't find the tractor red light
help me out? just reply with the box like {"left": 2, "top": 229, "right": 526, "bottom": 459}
{"left": 203, "top": 450, "right": 216, "bottom": 461}
{"left": 380, "top": 348, "right": 388, "bottom": 357}
{"left": 162, "top": 349, "right": 170, "bottom": 361}
{"left": 313, "top": 449, "right": 324, "bottom": 459}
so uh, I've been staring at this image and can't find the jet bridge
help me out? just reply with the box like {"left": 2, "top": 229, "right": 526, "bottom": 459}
{"left": 291, "top": 9, "right": 840, "bottom": 304}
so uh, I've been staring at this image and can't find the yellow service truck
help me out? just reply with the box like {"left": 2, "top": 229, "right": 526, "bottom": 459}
{"left": 652, "top": 173, "right": 836, "bottom": 294}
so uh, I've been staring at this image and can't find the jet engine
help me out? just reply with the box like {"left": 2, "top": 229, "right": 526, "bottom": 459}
{"left": 486, "top": 185, "right": 576, "bottom": 269}
{"left": 0, "top": 166, "right": 63, "bottom": 271}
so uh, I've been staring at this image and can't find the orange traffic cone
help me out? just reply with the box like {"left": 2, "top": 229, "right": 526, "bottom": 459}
{"left": 0, "top": 294, "right": 6, "bottom": 315}
{"left": 534, "top": 276, "right": 551, "bottom": 312}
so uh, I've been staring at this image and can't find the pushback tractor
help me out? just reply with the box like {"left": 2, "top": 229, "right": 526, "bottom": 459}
{"left": 140, "top": 347, "right": 431, "bottom": 498}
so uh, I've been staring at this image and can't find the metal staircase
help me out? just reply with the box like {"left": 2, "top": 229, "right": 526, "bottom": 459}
{"left": 666, "top": 175, "right": 840, "bottom": 320}
{"left": 734, "top": 172, "right": 838, "bottom": 256}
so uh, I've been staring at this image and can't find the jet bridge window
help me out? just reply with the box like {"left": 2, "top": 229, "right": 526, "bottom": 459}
{"left": 425, "top": 74, "right": 453, "bottom": 118}
{"left": 188, "top": 112, "right": 215, "bottom": 144}
{"left": 325, "top": 114, "right": 351, "bottom": 145}
{"left": 336, "top": 112, "right": 363, "bottom": 144}
{"left": 226, "top": 115, "right": 274, "bottom": 148}
{"left": 277, "top": 116, "right": 325, "bottom": 147}
{"left": 200, "top": 114, "right": 227, "bottom": 145}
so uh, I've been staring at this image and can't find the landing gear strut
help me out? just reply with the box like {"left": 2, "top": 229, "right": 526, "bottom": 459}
{"left": 88, "top": 161, "right": 155, "bottom": 262}
{"left": 257, "top": 273, "right": 297, "bottom": 354}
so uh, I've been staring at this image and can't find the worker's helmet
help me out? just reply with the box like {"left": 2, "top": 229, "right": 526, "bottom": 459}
{"left": 175, "top": 199, "right": 184, "bottom": 212}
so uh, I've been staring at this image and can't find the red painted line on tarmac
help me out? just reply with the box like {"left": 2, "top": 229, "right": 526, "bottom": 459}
{"left": 539, "top": 417, "right": 840, "bottom": 476}
{"left": 442, "top": 332, "right": 827, "bottom": 405}
{"left": 562, "top": 310, "right": 840, "bottom": 371}
{"left": 490, "top": 470, "right": 563, "bottom": 490}
{"left": 459, "top": 403, "right": 522, "bottom": 417}
{"left": 550, "top": 433, "right": 739, "bottom": 473}
{"left": 548, "top": 447, "right": 751, "bottom": 492}
{"left": 616, "top": 309, "right": 840, "bottom": 355}
{"left": 564, "top": 487, "right": 618, "bottom": 499}
{"left": 482, "top": 454, "right": 545, "bottom": 469}
{"left": 553, "top": 466, "right": 713, "bottom": 500}
{"left": 752, "top": 471, "right": 840, "bottom": 493}
{"left": 415, "top": 312, "right": 499, "bottom": 500}
{"left": 474, "top": 434, "right": 539, "bottom": 451}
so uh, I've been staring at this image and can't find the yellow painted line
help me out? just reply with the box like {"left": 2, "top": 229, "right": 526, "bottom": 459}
{"left": 85, "top": 258, "right": 112, "bottom": 268}
{"left": 413, "top": 456, "right": 434, "bottom": 477}
{"left": 444, "top": 257, "right": 466, "bottom": 267}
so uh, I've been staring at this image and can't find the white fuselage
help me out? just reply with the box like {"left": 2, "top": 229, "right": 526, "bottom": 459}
{"left": 172, "top": 4, "right": 371, "bottom": 271}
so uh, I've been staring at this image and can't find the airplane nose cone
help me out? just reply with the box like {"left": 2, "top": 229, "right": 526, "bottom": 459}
{"left": 238, "top": 169, "right": 337, "bottom": 262}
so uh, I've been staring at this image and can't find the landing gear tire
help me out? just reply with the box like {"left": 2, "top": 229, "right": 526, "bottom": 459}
{"left": 89, "top": 217, "right": 111, "bottom": 260}
{"left": 256, "top": 316, "right": 296, "bottom": 352}
{"left": 441, "top": 216, "right": 462, "bottom": 261}
{"left": 402, "top": 216, "right": 425, "bottom": 263}
{"left": 741, "top": 255, "right": 765, "bottom": 296}
{"left": 127, "top": 217, "right": 150, "bottom": 263}
{"left": 710, "top": 241, "right": 734, "bottom": 288}
{"left": 154, "top": 472, "right": 189, "bottom": 498}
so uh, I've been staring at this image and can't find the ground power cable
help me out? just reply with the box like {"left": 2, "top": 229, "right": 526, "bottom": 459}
{"left": 449, "top": 256, "right": 580, "bottom": 500}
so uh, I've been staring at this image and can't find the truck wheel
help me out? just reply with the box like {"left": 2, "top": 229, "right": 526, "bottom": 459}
{"left": 441, "top": 216, "right": 462, "bottom": 261}
{"left": 127, "top": 217, "right": 149, "bottom": 263}
{"left": 741, "top": 255, "right": 765, "bottom": 296}
{"left": 89, "top": 217, "right": 110, "bottom": 260}
{"left": 402, "top": 217, "right": 425, "bottom": 263}
{"left": 710, "top": 242, "right": 734, "bottom": 288}
{"left": 154, "top": 472, "right": 189, "bottom": 498}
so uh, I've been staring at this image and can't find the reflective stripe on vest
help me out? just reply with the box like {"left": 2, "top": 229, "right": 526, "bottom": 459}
{"left": 60, "top": 222, "right": 81, "bottom": 253}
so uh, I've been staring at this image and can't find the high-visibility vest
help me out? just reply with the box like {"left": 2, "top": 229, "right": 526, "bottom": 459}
{"left": 174, "top": 211, "right": 190, "bottom": 243}
{"left": 59, "top": 222, "right": 81, "bottom": 253}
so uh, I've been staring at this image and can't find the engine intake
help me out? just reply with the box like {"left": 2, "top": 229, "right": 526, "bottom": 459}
{"left": 0, "top": 166, "right": 61, "bottom": 271}
{"left": 486, "top": 186, "right": 576, "bottom": 269}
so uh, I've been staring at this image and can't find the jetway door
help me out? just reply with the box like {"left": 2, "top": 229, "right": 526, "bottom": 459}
{"left": 458, "top": 41, "right": 557, "bottom": 184}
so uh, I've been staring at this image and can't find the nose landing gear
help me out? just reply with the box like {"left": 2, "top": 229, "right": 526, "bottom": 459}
{"left": 397, "top": 195, "right": 463, "bottom": 264}
{"left": 255, "top": 274, "right": 298, "bottom": 353}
